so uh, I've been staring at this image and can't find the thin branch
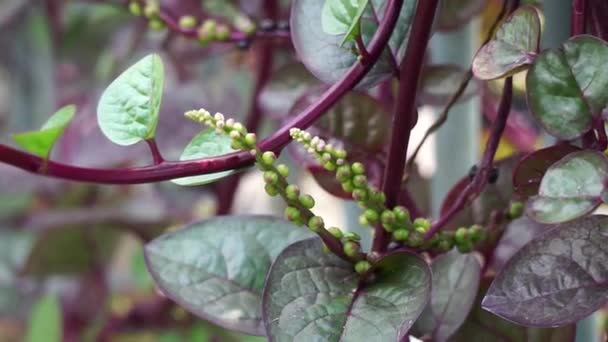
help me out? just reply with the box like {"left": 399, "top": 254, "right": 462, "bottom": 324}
{"left": 355, "top": 33, "right": 370, "bottom": 63}
{"left": 406, "top": 0, "right": 510, "bottom": 169}
{"left": 571, "top": 0, "right": 587, "bottom": 36}
{"left": 0, "top": 0, "right": 405, "bottom": 185}
{"left": 145, "top": 139, "right": 164, "bottom": 165}
{"left": 372, "top": 0, "right": 440, "bottom": 253}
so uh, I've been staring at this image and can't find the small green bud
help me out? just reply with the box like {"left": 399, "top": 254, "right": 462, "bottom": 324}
{"left": 129, "top": 2, "right": 142, "bottom": 16}
{"left": 343, "top": 232, "right": 361, "bottom": 241}
{"left": 351, "top": 162, "right": 365, "bottom": 175}
{"left": 276, "top": 164, "right": 290, "bottom": 178}
{"left": 333, "top": 149, "right": 347, "bottom": 159}
{"left": 148, "top": 19, "right": 165, "bottom": 31}
{"left": 244, "top": 133, "right": 257, "bottom": 146}
{"left": 455, "top": 227, "right": 468, "bottom": 244}
{"left": 413, "top": 217, "right": 430, "bottom": 230}
{"left": 415, "top": 226, "right": 428, "bottom": 234}
{"left": 179, "top": 15, "right": 197, "bottom": 29}
{"left": 264, "top": 184, "right": 279, "bottom": 197}
{"left": 353, "top": 175, "right": 367, "bottom": 188}
{"left": 352, "top": 188, "right": 368, "bottom": 202}
{"left": 364, "top": 209, "right": 379, "bottom": 223}
{"left": 469, "top": 225, "right": 485, "bottom": 243}
{"left": 328, "top": 227, "right": 343, "bottom": 239}
{"left": 261, "top": 151, "right": 276, "bottom": 166}
{"left": 215, "top": 24, "right": 231, "bottom": 41}
{"left": 407, "top": 231, "right": 424, "bottom": 247}
{"left": 323, "top": 161, "right": 336, "bottom": 171}
{"left": 200, "top": 19, "right": 217, "bottom": 38}
{"left": 284, "top": 206, "right": 301, "bottom": 223}
{"left": 232, "top": 122, "right": 246, "bottom": 134}
{"left": 234, "top": 15, "right": 256, "bottom": 36}
{"left": 231, "top": 139, "right": 245, "bottom": 150}
{"left": 358, "top": 215, "right": 369, "bottom": 226}
{"left": 343, "top": 241, "right": 360, "bottom": 258}
{"left": 354, "top": 260, "right": 372, "bottom": 274}
{"left": 435, "top": 239, "right": 453, "bottom": 253}
{"left": 457, "top": 241, "right": 474, "bottom": 253}
{"left": 336, "top": 165, "right": 352, "bottom": 182}
{"left": 508, "top": 201, "right": 524, "bottom": 220}
{"left": 299, "top": 194, "right": 315, "bottom": 209}
{"left": 393, "top": 229, "right": 410, "bottom": 241}
{"left": 308, "top": 216, "right": 324, "bottom": 232}
{"left": 381, "top": 210, "right": 395, "bottom": 225}
{"left": 263, "top": 171, "right": 279, "bottom": 185}
{"left": 143, "top": 1, "right": 159, "bottom": 18}
{"left": 342, "top": 181, "right": 355, "bottom": 193}
{"left": 393, "top": 206, "right": 410, "bottom": 223}
{"left": 285, "top": 184, "right": 300, "bottom": 200}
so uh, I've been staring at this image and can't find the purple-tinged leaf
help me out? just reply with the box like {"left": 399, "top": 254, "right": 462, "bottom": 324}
{"left": 489, "top": 217, "right": 545, "bottom": 272}
{"left": 526, "top": 151, "right": 608, "bottom": 224}
{"left": 472, "top": 6, "right": 541, "bottom": 80}
{"left": 262, "top": 238, "right": 431, "bottom": 341}
{"left": 513, "top": 144, "right": 580, "bottom": 199}
{"left": 291, "top": 0, "right": 417, "bottom": 88}
{"left": 527, "top": 36, "right": 608, "bottom": 139}
{"left": 144, "top": 216, "right": 312, "bottom": 336}
{"left": 482, "top": 215, "right": 608, "bottom": 327}
{"left": 450, "top": 279, "right": 577, "bottom": 341}
{"left": 418, "top": 65, "right": 478, "bottom": 106}
{"left": 436, "top": 0, "right": 485, "bottom": 32}
{"left": 414, "top": 250, "right": 481, "bottom": 341}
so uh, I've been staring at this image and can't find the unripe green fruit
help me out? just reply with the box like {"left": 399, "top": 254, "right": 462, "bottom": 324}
{"left": 307, "top": 216, "right": 324, "bottom": 232}
{"left": 393, "top": 229, "right": 410, "bottom": 241}
{"left": 364, "top": 209, "right": 379, "bottom": 223}
{"left": 508, "top": 201, "right": 524, "bottom": 220}
{"left": 343, "top": 241, "right": 360, "bottom": 258}
{"left": 353, "top": 175, "right": 367, "bottom": 188}
{"left": 179, "top": 15, "right": 197, "bottom": 29}
{"left": 354, "top": 260, "right": 372, "bottom": 274}
{"left": 407, "top": 231, "right": 424, "bottom": 247}
{"left": 276, "top": 164, "right": 290, "bottom": 178}
{"left": 149, "top": 19, "right": 165, "bottom": 31}
{"left": 352, "top": 188, "right": 368, "bottom": 201}
{"left": 263, "top": 171, "right": 279, "bottom": 185}
{"left": 323, "top": 161, "right": 336, "bottom": 171}
{"left": 144, "top": 2, "right": 159, "bottom": 18}
{"left": 342, "top": 181, "right": 355, "bottom": 193}
{"left": 455, "top": 227, "right": 468, "bottom": 244}
{"left": 351, "top": 162, "right": 365, "bottom": 175}
{"left": 381, "top": 210, "right": 395, "bottom": 224}
{"left": 129, "top": 2, "right": 142, "bottom": 16}
{"left": 435, "top": 239, "right": 453, "bottom": 252}
{"left": 244, "top": 133, "right": 257, "bottom": 146}
{"left": 413, "top": 217, "right": 430, "bottom": 230}
{"left": 457, "top": 241, "right": 474, "bottom": 253}
{"left": 264, "top": 184, "right": 279, "bottom": 197}
{"left": 328, "top": 227, "right": 343, "bottom": 239}
{"left": 333, "top": 149, "right": 347, "bottom": 159}
{"left": 359, "top": 215, "right": 369, "bottom": 226}
{"left": 393, "top": 206, "right": 410, "bottom": 222}
{"left": 285, "top": 185, "right": 300, "bottom": 200}
{"left": 215, "top": 24, "right": 231, "bottom": 41}
{"left": 344, "top": 232, "right": 361, "bottom": 241}
{"left": 231, "top": 139, "right": 245, "bottom": 150}
{"left": 336, "top": 165, "right": 352, "bottom": 182}
{"left": 261, "top": 151, "right": 276, "bottom": 166}
{"left": 469, "top": 225, "right": 485, "bottom": 243}
{"left": 284, "top": 206, "right": 301, "bottom": 222}
{"left": 299, "top": 194, "right": 315, "bottom": 209}
{"left": 200, "top": 19, "right": 217, "bottom": 38}
{"left": 415, "top": 226, "right": 428, "bottom": 234}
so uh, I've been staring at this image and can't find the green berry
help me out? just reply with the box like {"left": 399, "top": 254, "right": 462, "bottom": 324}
{"left": 201, "top": 19, "right": 217, "bottom": 37}
{"left": 364, "top": 209, "right": 379, "bottom": 223}
{"left": 342, "top": 181, "right": 355, "bottom": 193}
{"left": 276, "top": 164, "right": 290, "bottom": 178}
{"left": 308, "top": 216, "right": 324, "bottom": 232}
{"left": 323, "top": 161, "right": 336, "bottom": 171}
{"left": 336, "top": 165, "right": 352, "bottom": 182}
{"left": 469, "top": 225, "right": 485, "bottom": 243}
{"left": 285, "top": 185, "right": 300, "bottom": 201}
{"left": 455, "top": 227, "right": 468, "bottom": 244}
{"left": 333, "top": 149, "right": 347, "bottom": 159}
{"left": 413, "top": 217, "right": 430, "bottom": 230}
{"left": 215, "top": 24, "right": 231, "bottom": 41}
{"left": 508, "top": 201, "right": 524, "bottom": 220}
{"left": 261, "top": 151, "right": 276, "bottom": 166}
{"left": 231, "top": 139, "right": 245, "bottom": 150}
{"left": 359, "top": 215, "right": 369, "bottom": 226}
{"left": 129, "top": 2, "right": 142, "bottom": 16}
{"left": 351, "top": 162, "right": 365, "bottom": 175}
{"left": 393, "top": 229, "right": 410, "bottom": 241}
{"left": 284, "top": 206, "right": 301, "bottom": 223}
{"left": 393, "top": 206, "right": 410, "bottom": 222}
{"left": 354, "top": 260, "right": 372, "bottom": 274}
{"left": 381, "top": 210, "right": 395, "bottom": 224}
{"left": 457, "top": 241, "right": 474, "bottom": 253}
{"left": 343, "top": 232, "right": 361, "bottom": 241}
{"left": 407, "top": 231, "right": 424, "bottom": 247}
{"left": 264, "top": 184, "right": 279, "bottom": 197}
{"left": 143, "top": 1, "right": 159, "bottom": 18}
{"left": 244, "top": 133, "right": 257, "bottom": 146}
{"left": 179, "top": 15, "right": 197, "bottom": 29}
{"left": 435, "top": 239, "right": 453, "bottom": 252}
{"left": 352, "top": 189, "right": 368, "bottom": 202}
{"left": 299, "top": 194, "right": 315, "bottom": 209}
{"left": 328, "top": 227, "right": 343, "bottom": 239}
{"left": 353, "top": 175, "right": 367, "bottom": 188}
{"left": 415, "top": 226, "right": 428, "bottom": 234}
{"left": 343, "top": 241, "right": 360, "bottom": 258}
{"left": 149, "top": 19, "right": 165, "bottom": 31}
{"left": 263, "top": 171, "right": 279, "bottom": 185}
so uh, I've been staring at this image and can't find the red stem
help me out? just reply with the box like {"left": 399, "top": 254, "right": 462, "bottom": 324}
{"left": 372, "top": 0, "right": 440, "bottom": 253}
{"left": 145, "top": 139, "right": 164, "bottom": 165}
{"left": 0, "top": 0, "right": 404, "bottom": 185}
{"left": 571, "top": 0, "right": 587, "bottom": 36}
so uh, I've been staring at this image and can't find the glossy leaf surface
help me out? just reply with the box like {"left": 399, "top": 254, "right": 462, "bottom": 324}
{"left": 171, "top": 129, "right": 238, "bottom": 186}
{"left": 291, "top": 0, "right": 417, "bottom": 87}
{"left": 472, "top": 6, "right": 541, "bottom": 80}
{"left": 97, "top": 54, "right": 164, "bottom": 145}
{"left": 526, "top": 151, "right": 608, "bottom": 223}
{"left": 483, "top": 215, "right": 608, "bottom": 326}
{"left": 12, "top": 105, "right": 76, "bottom": 158}
{"left": 263, "top": 238, "right": 431, "bottom": 341}
{"left": 527, "top": 36, "right": 608, "bottom": 139}
{"left": 322, "top": 0, "right": 370, "bottom": 45}
{"left": 144, "top": 216, "right": 313, "bottom": 335}
{"left": 489, "top": 217, "right": 545, "bottom": 272}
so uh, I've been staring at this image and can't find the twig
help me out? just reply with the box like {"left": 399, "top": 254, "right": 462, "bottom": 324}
{"left": 571, "top": 0, "right": 587, "bottom": 36}
{"left": 145, "top": 139, "right": 164, "bottom": 165}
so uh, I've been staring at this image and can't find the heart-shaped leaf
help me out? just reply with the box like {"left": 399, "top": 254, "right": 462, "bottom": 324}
{"left": 12, "top": 105, "right": 76, "bottom": 158}
{"left": 259, "top": 63, "right": 317, "bottom": 118}
{"left": 414, "top": 250, "right": 481, "bottom": 341}
{"left": 472, "top": 6, "right": 541, "bottom": 80}
{"left": 171, "top": 129, "right": 238, "bottom": 186}
{"left": 436, "top": 0, "right": 485, "bottom": 32}
{"left": 451, "top": 279, "right": 576, "bottom": 341}
{"left": 97, "top": 54, "right": 164, "bottom": 146}
{"left": 418, "top": 65, "right": 477, "bottom": 106}
{"left": 322, "top": 0, "right": 370, "bottom": 45}
{"left": 144, "top": 216, "right": 313, "bottom": 336}
{"left": 482, "top": 215, "right": 608, "bottom": 327}
{"left": 291, "top": 0, "right": 417, "bottom": 88}
{"left": 527, "top": 36, "right": 608, "bottom": 139}
{"left": 526, "top": 150, "right": 608, "bottom": 224}
{"left": 263, "top": 238, "right": 431, "bottom": 341}
{"left": 489, "top": 217, "right": 545, "bottom": 273}
{"left": 513, "top": 144, "right": 581, "bottom": 199}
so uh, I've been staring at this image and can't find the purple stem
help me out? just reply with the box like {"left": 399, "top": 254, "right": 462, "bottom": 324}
{"left": 0, "top": 0, "right": 405, "bottom": 185}
{"left": 373, "top": 0, "right": 440, "bottom": 253}
{"left": 571, "top": 0, "right": 587, "bottom": 36}
{"left": 145, "top": 139, "right": 164, "bottom": 165}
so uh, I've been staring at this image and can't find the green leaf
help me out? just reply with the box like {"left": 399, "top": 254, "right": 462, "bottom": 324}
{"left": 321, "top": 0, "right": 370, "bottom": 45}
{"left": 527, "top": 36, "right": 608, "bottom": 139}
{"left": 472, "top": 6, "right": 541, "bottom": 80}
{"left": 171, "top": 129, "right": 238, "bottom": 186}
{"left": 144, "top": 216, "right": 313, "bottom": 336}
{"left": 526, "top": 150, "right": 608, "bottom": 224}
{"left": 414, "top": 250, "right": 481, "bottom": 341}
{"left": 97, "top": 54, "right": 164, "bottom": 146}
{"left": 12, "top": 105, "right": 76, "bottom": 158}
{"left": 25, "top": 294, "right": 62, "bottom": 342}
{"left": 263, "top": 238, "right": 431, "bottom": 341}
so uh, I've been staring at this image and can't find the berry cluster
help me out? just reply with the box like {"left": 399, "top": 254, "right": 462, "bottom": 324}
{"left": 185, "top": 110, "right": 368, "bottom": 270}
